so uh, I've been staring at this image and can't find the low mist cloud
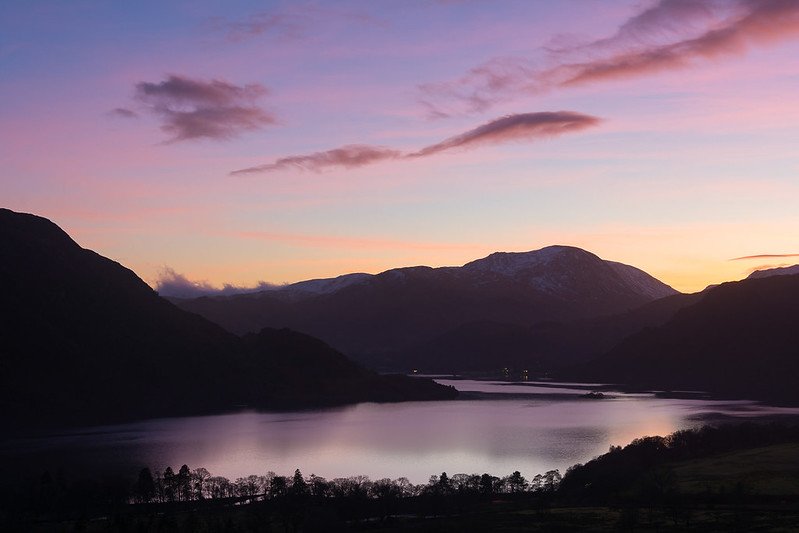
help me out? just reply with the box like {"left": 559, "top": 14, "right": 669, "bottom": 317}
{"left": 155, "top": 267, "right": 278, "bottom": 299}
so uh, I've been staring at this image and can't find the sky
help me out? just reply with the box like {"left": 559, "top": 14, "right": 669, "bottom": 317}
{"left": 2, "top": 0, "right": 799, "bottom": 294}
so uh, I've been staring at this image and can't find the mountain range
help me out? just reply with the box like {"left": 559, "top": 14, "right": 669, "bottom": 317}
{"left": 169, "top": 243, "right": 799, "bottom": 403}
{"left": 0, "top": 208, "right": 455, "bottom": 428}
{"left": 5, "top": 205, "right": 799, "bottom": 421}
{"left": 171, "top": 246, "right": 678, "bottom": 370}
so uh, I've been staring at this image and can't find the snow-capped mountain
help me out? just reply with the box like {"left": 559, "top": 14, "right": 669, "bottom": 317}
{"left": 173, "top": 245, "right": 679, "bottom": 364}
{"left": 463, "top": 246, "right": 676, "bottom": 300}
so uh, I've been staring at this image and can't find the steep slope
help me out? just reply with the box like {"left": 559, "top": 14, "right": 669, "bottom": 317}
{"left": 0, "top": 209, "right": 454, "bottom": 428}
{"left": 173, "top": 246, "right": 678, "bottom": 365}
{"left": 579, "top": 274, "right": 799, "bottom": 402}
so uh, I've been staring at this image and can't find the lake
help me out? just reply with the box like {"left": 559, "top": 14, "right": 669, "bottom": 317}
{"left": 4, "top": 380, "right": 799, "bottom": 484}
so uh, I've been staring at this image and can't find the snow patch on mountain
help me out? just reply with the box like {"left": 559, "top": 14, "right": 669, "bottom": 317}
{"left": 464, "top": 245, "right": 677, "bottom": 300}
{"left": 286, "top": 272, "right": 372, "bottom": 295}
{"left": 462, "top": 245, "right": 581, "bottom": 276}
{"left": 606, "top": 261, "right": 678, "bottom": 299}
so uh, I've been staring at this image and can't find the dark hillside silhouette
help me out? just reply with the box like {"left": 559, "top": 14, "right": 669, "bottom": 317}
{"left": 579, "top": 274, "right": 799, "bottom": 402}
{"left": 0, "top": 208, "right": 455, "bottom": 428}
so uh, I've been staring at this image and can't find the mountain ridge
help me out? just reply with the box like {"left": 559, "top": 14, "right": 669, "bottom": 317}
{"left": 172, "top": 245, "right": 679, "bottom": 368}
{"left": 163, "top": 245, "right": 677, "bottom": 302}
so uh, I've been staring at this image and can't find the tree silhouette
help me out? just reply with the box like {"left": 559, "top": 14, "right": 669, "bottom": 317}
{"left": 506, "top": 471, "right": 528, "bottom": 493}
{"left": 480, "top": 473, "right": 497, "bottom": 496}
{"left": 543, "top": 470, "right": 562, "bottom": 492}
{"left": 291, "top": 469, "right": 309, "bottom": 497}
{"left": 163, "top": 467, "right": 176, "bottom": 502}
{"left": 177, "top": 465, "right": 191, "bottom": 501}
{"left": 134, "top": 468, "right": 156, "bottom": 503}
{"left": 191, "top": 467, "right": 210, "bottom": 499}
{"left": 269, "top": 476, "right": 287, "bottom": 499}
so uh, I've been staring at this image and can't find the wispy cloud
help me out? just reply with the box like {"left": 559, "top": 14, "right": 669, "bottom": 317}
{"left": 210, "top": 6, "right": 382, "bottom": 43}
{"left": 232, "top": 145, "right": 403, "bottom": 174}
{"left": 231, "top": 111, "right": 600, "bottom": 175}
{"left": 556, "top": 0, "right": 799, "bottom": 87}
{"left": 155, "top": 267, "right": 277, "bottom": 298}
{"left": 730, "top": 253, "right": 799, "bottom": 260}
{"left": 133, "top": 74, "right": 276, "bottom": 142}
{"left": 421, "top": 0, "right": 799, "bottom": 115}
{"left": 210, "top": 12, "right": 305, "bottom": 42}
{"left": 107, "top": 107, "right": 138, "bottom": 119}
{"left": 555, "top": 0, "right": 720, "bottom": 54}
{"left": 408, "top": 111, "right": 600, "bottom": 157}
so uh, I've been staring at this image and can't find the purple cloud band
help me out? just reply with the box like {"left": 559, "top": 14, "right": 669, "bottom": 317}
{"left": 230, "top": 111, "right": 600, "bottom": 175}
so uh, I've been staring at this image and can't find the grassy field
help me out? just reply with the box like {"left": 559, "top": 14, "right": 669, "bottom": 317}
{"left": 671, "top": 442, "right": 799, "bottom": 496}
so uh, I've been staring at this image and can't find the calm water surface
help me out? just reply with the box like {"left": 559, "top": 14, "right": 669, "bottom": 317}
{"left": 4, "top": 380, "right": 799, "bottom": 483}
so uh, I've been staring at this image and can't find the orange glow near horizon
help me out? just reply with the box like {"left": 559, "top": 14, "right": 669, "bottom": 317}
{"left": 2, "top": 1, "right": 798, "bottom": 297}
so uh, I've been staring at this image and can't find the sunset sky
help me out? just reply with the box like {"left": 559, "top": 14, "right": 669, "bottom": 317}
{"left": 2, "top": 0, "right": 799, "bottom": 293}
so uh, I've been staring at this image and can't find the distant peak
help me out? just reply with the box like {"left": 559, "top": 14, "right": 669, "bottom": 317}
{"left": 463, "top": 245, "right": 597, "bottom": 274}
{"left": 747, "top": 264, "right": 799, "bottom": 280}
{"left": 0, "top": 207, "right": 81, "bottom": 250}
{"left": 460, "top": 244, "right": 677, "bottom": 299}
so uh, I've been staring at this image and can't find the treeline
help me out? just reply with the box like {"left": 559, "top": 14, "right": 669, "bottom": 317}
{"left": 1, "top": 464, "right": 562, "bottom": 530}
{"left": 129, "top": 465, "right": 563, "bottom": 504}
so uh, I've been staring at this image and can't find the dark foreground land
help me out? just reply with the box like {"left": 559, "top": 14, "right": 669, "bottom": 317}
{"left": 3, "top": 423, "right": 799, "bottom": 532}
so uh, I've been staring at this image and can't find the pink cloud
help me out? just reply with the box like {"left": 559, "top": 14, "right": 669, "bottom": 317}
{"left": 408, "top": 111, "right": 600, "bottom": 157}
{"left": 231, "top": 111, "right": 600, "bottom": 174}
{"left": 557, "top": 0, "right": 799, "bottom": 87}
{"left": 231, "top": 145, "right": 402, "bottom": 175}
{"left": 555, "top": 0, "right": 719, "bottom": 54}
{"left": 420, "top": 0, "right": 799, "bottom": 115}
{"left": 133, "top": 74, "right": 276, "bottom": 142}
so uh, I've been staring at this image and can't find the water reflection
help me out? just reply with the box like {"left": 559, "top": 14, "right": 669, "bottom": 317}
{"left": 3, "top": 380, "right": 799, "bottom": 483}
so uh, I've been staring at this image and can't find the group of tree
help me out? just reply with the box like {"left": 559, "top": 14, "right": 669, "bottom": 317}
{"left": 131, "top": 465, "right": 563, "bottom": 505}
